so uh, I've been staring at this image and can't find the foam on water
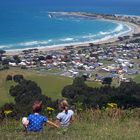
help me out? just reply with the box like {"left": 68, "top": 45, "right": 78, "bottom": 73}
{"left": 0, "top": 14, "right": 133, "bottom": 51}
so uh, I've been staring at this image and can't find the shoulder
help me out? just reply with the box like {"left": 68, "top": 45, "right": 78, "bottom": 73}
{"left": 40, "top": 115, "right": 48, "bottom": 122}
{"left": 56, "top": 112, "right": 64, "bottom": 119}
{"left": 68, "top": 110, "right": 74, "bottom": 115}
{"left": 27, "top": 114, "right": 34, "bottom": 120}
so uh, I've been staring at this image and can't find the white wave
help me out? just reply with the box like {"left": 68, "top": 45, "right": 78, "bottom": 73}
{"left": 0, "top": 40, "right": 53, "bottom": 50}
{"left": 0, "top": 45, "right": 11, "bottom": 49}
{"left": 99, "top": 31, "right": 109, "bottom": 35}
{"left": 114, "top": 24, "right": 123, "bottom": 32}
{"left": 60, "top": 38, "right": 74, "bottom": 42}
{"left": 18, "top": 41, "right": 39, "bottom": 46}
{"left": 98, "top": 24, "right": 124, "bottom": 36}
{"left": 82, "top": 34, "right": 96, "bottom": 39}
{"left": 17, "top": 40, "right": 52, "bottom": 46}
{"left": 97, "top": 23, "right": 127, "bottom": 37}
{"left": 4, "top": 19, "right": 134, "bottom": 52}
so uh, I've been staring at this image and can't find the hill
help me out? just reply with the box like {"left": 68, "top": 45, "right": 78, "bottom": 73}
{"left": 0, "top": 68, "right": 101, "bottom": 106}
{"left": 0, "top": 109, "right": 140, "bottom": 140}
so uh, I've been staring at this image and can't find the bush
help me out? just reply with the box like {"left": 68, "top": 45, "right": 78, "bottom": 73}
{"left": 62, "top": 78, "right": 140, "bottom": 109}
{"left": 102, "top": 77, "right": 112, "bottom": 85}
{"left": 21, "top": 65, "right": 27, "bottom": 69}
{"left": 0, "top": 103, "right": 16, "bottom": 119}
{"left": 2, "top": 59, "right": 9, "bottom": 65}
{"left": 8, "top": 79, "right": 56, "bottom": 117}
{"left": 0, "top": 50, "right": 6, "bottom": 55}
{"left": 6, "top": 75, "right": 12, "bottom": 81}
{"left": 13, "top": 75, "right": 24, "bottom": 83}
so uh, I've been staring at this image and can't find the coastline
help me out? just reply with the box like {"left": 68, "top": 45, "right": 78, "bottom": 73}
{"left": 5, "top": 13, "right": 140, "bottom": 56}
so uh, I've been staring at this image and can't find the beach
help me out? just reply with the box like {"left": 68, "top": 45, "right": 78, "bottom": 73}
{"left": 5, "top": 13, "right": 140, "bottom": 56}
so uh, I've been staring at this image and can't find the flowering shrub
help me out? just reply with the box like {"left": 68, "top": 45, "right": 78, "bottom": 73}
{"left": 4, "top": 110, "right": 13, "bottom": 115}
{"left": 106, "top": 103, "right": 118, "bottom": 110}
{"left": 44, "top": 107, "right": 55, "bottom": 118}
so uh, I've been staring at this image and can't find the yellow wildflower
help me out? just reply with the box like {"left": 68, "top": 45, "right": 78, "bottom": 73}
{"left": 4, "top": 110, "right": 13, "bottom": 115}
{"left": 107, "top": 103, "right": 117, "bottom": 110}
{"left": 47, "top": 107, "right": 54, "bottom": 111}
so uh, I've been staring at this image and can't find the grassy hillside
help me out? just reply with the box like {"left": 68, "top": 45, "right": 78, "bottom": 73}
{"left": 133, "top": 74, "right": 140, "bottom": 83}
{"left": 0, "top": 68, "right": 101, "bottom": 106}
{"left": 1, "top": 68, "right": 139, "bottom": 107}
{"left": 1, "top": 69, "right": 140, "bottom": 139}
{"left": 0, "top": 109, "right": 140, "bottom": 140}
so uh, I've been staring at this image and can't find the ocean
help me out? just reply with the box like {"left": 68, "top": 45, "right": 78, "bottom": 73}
{"left": 0, "top": 0, "right": 140, "bottom": 51}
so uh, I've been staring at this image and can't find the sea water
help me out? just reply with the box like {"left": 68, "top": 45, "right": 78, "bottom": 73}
{"left": 0, "top": 0, "right": 139, "bottom": 51}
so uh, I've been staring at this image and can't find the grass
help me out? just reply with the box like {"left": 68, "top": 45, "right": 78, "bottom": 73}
{"left": 1, "top": 109, "right": 140, "bottom": 140}
{"left": 47, "top": 68, "right": 63, "bottom": 73}
{"left": 0, "top": 68, "right": 101, "bottom": 106}
{"left": 0, "top": 67, "right": 139, "bottom": 107}
{"left": 1, "top": 68, "right": 140, "bottom": 139}
{"left": 133, "top": 74, "right": 140, "bottom": 83}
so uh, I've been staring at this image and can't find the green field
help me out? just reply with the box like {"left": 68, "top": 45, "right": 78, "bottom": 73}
{"left": 0, "top": 68, "right": 101, "bottom": 106}
{"left": 1, "top": 69, "right": 140, "bottom": 139}
{"left": 1, "top": 109, "right": 140, "bottom": 140}
{"left": 1, "top": 68, "right": 140, "bottom": 107}
{"left": 133, "top": 74, "right": 140, "bottom": 83}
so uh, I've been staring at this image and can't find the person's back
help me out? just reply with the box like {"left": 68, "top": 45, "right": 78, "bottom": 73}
{"left": 57, "top": 109, "right": 74, "bottom": 127}
{"left": 56, "top": 99, "right": 74, "bottom": 128}
{"left": 22, "top": 101, "right": 59, "bottom": 132}
{"left": 27, "top": 113, "right": 48, "bottom": 132}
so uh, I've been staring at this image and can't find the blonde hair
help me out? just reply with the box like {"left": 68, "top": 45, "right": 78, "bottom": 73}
{"left": 59, "top": 99, "right": 69, "bottom": 114}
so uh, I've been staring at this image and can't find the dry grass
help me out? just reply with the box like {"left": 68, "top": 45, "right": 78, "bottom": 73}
{"left": 0, "top": 109, "right": 140, "bottom": 140}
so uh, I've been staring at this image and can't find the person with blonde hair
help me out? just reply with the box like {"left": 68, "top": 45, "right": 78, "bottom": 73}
{"left": 56, "top": 99, "right": 74, "bottom": 128}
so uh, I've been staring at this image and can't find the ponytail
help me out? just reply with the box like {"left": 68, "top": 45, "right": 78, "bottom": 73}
{"left": 65, "top": 106, "right": 68, "bottom": 114}
{"left": 59, "top": 99, "right": 69, "bottom": 114}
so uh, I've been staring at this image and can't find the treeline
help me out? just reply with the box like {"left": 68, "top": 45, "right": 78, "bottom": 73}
{"left": 62, "top": 77, "right": 140, "bottom": 109}
{"left": 1, "top": 76, "right": 140, "bottom": 120}
{"left": 0, "top": 75, "right": 56, "bottom": 119}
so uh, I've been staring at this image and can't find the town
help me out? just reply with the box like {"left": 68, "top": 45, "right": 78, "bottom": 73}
{"left": 0, "top": 31, "right": 140, "bottom": 84}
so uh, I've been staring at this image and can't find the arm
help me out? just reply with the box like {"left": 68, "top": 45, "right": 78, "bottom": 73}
{"left": 47, "top": 120, "right": 60, "bottom": 128}
{"left": 24, "top": 120, "right": 29, "bottom": 128}
{"left": 22, "top": 117, "right": 29, "bottom": 128}
{"left": 70, "top": 115, "right": 74, "bottom": 123}
{"left": 55, "top": 119, "right": 61, "bottom": 127}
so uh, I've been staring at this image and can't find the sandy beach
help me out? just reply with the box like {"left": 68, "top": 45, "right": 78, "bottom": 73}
{"left": 5, "top": 15, "right": 140, "bottom": 56}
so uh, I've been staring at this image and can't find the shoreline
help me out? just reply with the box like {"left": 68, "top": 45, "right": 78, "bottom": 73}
{"left": 5, "top": 13, "right": 140, "bottom": 55}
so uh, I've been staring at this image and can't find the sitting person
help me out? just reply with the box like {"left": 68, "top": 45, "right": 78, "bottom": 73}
{"left": 56, "top": 99, "right": 74, "bottom": 128}
{"left": 22, "top": 101, "right": 59, "bottom": 132}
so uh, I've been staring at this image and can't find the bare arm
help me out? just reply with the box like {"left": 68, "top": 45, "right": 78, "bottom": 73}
{"left": 47, "top": 120, "right": 60, "bottom": 128}
{"left": 23, "top": 120, "right": 29, "bottom": 128}
{"left": 70, "top": 115, "right": 74, "bottom": 123}
{"left": 55, "top": 119, "right": 61, "bottom": 127}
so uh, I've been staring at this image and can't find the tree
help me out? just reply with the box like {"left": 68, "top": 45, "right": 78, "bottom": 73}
{"left": 62, "top": 77, "right": 89, "bottom": 106}
{"left": 46, "top": 55, "right": 52, "bottom": 60}
{"left": 73, "top": 77, "right": 87, "bottom": 88}
{"left": 6, "top": 75, "right": 12, "bottom": 81}
{"left": 102, "top": 77, "right": 112, "bottom": 85}
{"left": 9, "top": 79, "right": 55, "bottom": 116}
{"left": 0, "top": 103, "right": 16, "bottom": 119}
{"left": 13, "top": 55, "right": 21, "bottom": 64}
{"left": 0, "top": 50, "right": 6, "bottom": 55}
{"left": 13, "top": 75, "right": 24, "bottom": 83}
{"left": 62, "top": 78, "right": 140, "bottom": 109}
{"left": 2, "top": 59, "right": 9, "bottom": 65}
{"left": 38, "top": 56, "right": 45, "bottom": 61}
